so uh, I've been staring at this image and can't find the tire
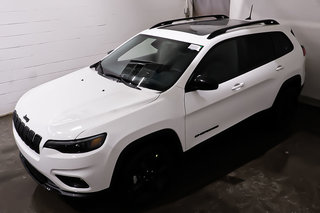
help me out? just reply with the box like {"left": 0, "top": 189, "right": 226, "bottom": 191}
{"left": 114, "top": 143, "right": 174, "bottom": 203}
{"left": 272, "top": 85, "right": 300, "bottom": 128}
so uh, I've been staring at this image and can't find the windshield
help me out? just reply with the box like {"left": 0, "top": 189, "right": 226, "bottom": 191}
{"left": 97, "top": 35, "right": 201, "bottom": 91}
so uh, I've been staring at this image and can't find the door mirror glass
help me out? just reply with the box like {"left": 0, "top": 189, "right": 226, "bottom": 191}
{"left": 186, "top": 74, "right": 219, "bottom": 92}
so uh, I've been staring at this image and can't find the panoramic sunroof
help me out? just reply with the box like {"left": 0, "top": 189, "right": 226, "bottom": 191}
{"left": 161, "top": 19, "right": 248, "bottom": 36}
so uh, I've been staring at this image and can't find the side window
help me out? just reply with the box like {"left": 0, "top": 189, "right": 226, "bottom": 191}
{"left": 237, "top": 33, "right": 276, "bottom": 74}
{"left": 193, "top": 39, "right": 239, "bottom": 84}
{"left": 190, "top": 32, "right": 292, "bottom": 87}
{"left": 271, "top": 32, "right": 294, "bottom": 58}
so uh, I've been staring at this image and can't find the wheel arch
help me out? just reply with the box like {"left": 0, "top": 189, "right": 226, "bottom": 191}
{"left": 273, "top": 74, "right": 302, "bottom": 105}
{"left": 282, "top": 74, "right": 302, "bottom": 89}
{"left": 109, "top": 128, "right": 183, "bottom": 187}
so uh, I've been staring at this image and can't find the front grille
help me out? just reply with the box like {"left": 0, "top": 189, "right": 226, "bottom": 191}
{"left": 13, "top": 110, "right": 42, "bottom": 154}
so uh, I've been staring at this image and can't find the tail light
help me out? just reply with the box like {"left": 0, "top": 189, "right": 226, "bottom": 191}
{"left": 301, "top": 45, "right": 306, "bottom": 56}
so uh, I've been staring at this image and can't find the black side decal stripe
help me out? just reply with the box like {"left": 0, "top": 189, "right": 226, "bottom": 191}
{"left": 195, "top": 125, "right": 219, "bottom": 138}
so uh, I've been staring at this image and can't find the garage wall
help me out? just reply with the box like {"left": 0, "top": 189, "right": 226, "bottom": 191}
{"left": 230, "top": 0, "right": 320, "bottom": 102}
{"left": 0, "top": 0, "right": 185, "bottom": 116}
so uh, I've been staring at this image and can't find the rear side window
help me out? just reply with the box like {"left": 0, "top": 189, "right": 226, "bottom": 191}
{"left": 237, "top": 32, "right": 293, "bottom": 74}
{"left": 237, "top": 33, "right": 276, "bottom": 74}
{"left": 271, "top": 32, "right": 294, "bottom": 58}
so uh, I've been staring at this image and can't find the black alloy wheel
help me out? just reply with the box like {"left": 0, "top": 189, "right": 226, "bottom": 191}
{"left": 118, "top": 143, "right": 174, "bottom": 202}
{"left": 272, "top": 86, "right": 300, "bottom": 127}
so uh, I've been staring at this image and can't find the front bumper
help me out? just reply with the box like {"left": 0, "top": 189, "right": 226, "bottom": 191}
{"left": 19, "top": 153, "right": 94, "bottom": 197}
{"left": 13, "top": 123, "right": 112, "bottom": 195}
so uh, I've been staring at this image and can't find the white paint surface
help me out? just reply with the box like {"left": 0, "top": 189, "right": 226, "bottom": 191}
{"left": 230, "top": 0, "right": 320, "bottom": 100}
{"left": 0, "top": 0, "right": 184, "bottom": 115}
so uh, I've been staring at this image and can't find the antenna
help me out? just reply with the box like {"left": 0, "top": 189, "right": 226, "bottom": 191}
{"left": 246, "top": 5, "right": 254, "bottom": 20}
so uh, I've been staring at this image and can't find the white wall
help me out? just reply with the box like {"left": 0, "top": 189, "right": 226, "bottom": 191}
{"left": 230, "top": 0, "right": 320, "bottom": 101}
{"left": 0, "top": 0, "right": 185, "bottom": 116}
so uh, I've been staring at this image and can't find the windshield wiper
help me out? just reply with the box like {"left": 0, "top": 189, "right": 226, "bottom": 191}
{"left": 90, "top": 60, "right": 101, "bottom": 69}
{"left": 92, "top": 60, "right": 141, "bottom": 90}
{"left": 130, "top": 59, "right": 154, "bottom": 64}
{"left": 90, "top": 60, "right": 105, "bottom": 76}
{"left": 101, "top": 71, "right": 141, "bottom": 90}
{"left": 118, "top": 75, "right": 141, "bottom": 90}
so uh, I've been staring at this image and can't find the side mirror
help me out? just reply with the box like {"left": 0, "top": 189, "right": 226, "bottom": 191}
{"left": 186, "top": 74, "right": 219, "bottom": 92}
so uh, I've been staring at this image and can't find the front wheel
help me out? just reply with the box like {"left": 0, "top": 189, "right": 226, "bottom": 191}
{"left": 115, "top": 143, "right": 174, "bottom": 202}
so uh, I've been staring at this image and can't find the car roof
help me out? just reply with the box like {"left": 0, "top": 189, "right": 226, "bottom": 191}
{"left": 149, "top": 16, "right": 279, "bottom": 40}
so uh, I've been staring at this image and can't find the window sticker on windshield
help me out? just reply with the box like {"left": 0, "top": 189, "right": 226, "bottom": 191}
{"left": 188, "top": 44, "right": 203, "bottom": 52}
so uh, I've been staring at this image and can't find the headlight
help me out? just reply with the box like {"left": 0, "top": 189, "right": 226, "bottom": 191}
{"left": 44, "top": 133, "right": 107, "bottom": 153}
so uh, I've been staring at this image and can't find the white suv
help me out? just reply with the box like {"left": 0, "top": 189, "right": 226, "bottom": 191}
{"left": 13, "top": 15, "right": 305, "bottom": 197}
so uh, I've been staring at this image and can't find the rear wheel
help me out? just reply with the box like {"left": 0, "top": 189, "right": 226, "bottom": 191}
{"left": 272, "top": 85, "right": 300, "bottom": 127}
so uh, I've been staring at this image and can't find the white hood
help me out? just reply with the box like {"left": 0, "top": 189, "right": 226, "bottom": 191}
{"left": 15, "top": 68, "right": 160, "bottom": 140}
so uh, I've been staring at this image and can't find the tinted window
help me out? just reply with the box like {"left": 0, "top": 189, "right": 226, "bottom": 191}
{"left": 193, "top": 39, "right": 239, "bottom": 84}
{"left": 238, "top": 33, "right": 275, "bottom": 74}
{"left": 271, "top": 32, "right": 294, "bottom": 58}
{"left": 190, "top": 32, "right": 293, "bottom": 87}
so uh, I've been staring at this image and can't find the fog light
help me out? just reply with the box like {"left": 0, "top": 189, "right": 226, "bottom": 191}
{"left": 56, "top": 175, "right": 89, "bottom": 188}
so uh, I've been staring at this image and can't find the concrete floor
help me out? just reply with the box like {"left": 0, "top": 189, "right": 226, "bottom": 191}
{"left": 1, "top": 104, "right": 320, "bottom": 213}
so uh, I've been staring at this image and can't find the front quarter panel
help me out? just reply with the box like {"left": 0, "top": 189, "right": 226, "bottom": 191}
{"left": 76, "top": 86, "right": 186, "bottom": 189}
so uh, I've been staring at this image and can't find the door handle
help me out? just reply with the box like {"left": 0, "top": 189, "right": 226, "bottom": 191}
{"left": 232, "top": 83, "right": 245, "bottom": 91}
{"left": 276, "top": 65, "right": 284, "bottom": 71}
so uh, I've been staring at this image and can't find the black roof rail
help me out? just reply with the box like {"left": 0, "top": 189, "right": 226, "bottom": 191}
{"left": 150, "top": 14, "right": 229, "bottom": 29}
{"left": 207, "top": 19, "right": 279, "bottom": 39}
